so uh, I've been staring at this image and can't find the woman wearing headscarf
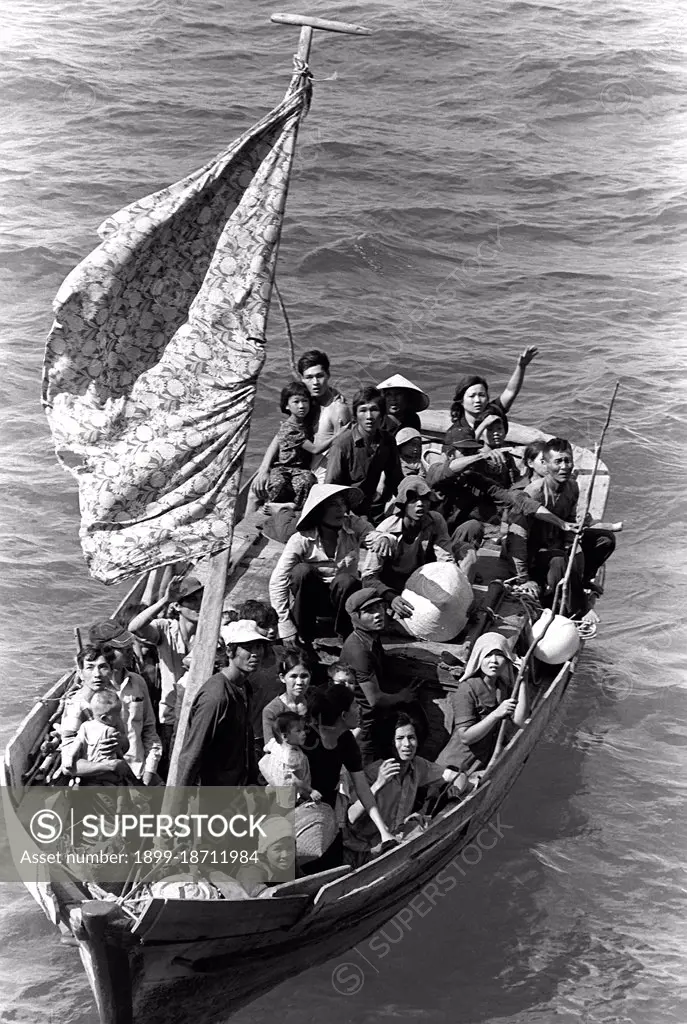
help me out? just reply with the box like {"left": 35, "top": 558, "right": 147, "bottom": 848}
{"left": 436, "top": 632, "right": 529, "bottom": 773}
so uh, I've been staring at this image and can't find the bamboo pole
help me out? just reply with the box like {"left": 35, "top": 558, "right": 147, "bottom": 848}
{"left": 555, "top": 382, "right": 620, "bottom": 616}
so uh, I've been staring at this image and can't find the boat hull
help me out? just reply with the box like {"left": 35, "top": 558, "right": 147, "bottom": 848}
{"left": 69, "top": 660, "right": 574, "bottom": 1024}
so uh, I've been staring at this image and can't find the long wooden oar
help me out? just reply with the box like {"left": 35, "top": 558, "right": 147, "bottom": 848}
{"left": 486, "top": 382, "right": 620, "bottom": 768}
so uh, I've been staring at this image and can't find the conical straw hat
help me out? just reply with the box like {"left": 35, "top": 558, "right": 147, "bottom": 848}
{"left": 377, "top": 374, "right": 430, "bottom": 413}
{"left": 296, "top": 484, "right": 364, "bottom": 531}
{"left": 399, "top": 562, "right": 473, "bottom": 642}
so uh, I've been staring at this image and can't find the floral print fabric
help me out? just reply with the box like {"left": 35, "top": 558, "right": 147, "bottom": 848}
{"left": 42, "top": 79, "right": 310, "bottom": 584}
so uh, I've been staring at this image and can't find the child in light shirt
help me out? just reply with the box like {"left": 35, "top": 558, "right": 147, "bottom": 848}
{"left": 259, "top": 711, "right": 321, "bottom": 807}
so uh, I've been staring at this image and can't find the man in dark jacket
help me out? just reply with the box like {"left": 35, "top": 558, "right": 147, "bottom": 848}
{"left": 325, "top": 386, "right": 403, "bottom": 520}
{"left": 341, "top": 589, "right": 418, "bottom": 764}
{"left": 176, "top": 620, "right": 269, "bottom": 787}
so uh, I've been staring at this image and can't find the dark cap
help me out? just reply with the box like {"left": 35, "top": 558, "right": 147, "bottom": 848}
{"left": 345, "top": 587, "right": 386, "bottom": 617}
{"left": 87, "top": 620, "right": 135, "bottom": 648}
{"left": 176, "top": 576, "right": 204, "bottom": 600}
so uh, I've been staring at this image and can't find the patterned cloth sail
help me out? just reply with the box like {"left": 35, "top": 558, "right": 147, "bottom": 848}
{"left": 42, "top": 76, "right": 310, "bottom": 584}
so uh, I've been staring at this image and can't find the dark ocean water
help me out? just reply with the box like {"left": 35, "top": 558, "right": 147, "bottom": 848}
{"left": 1, "top": 0, "right": 686, "bottom": 1021}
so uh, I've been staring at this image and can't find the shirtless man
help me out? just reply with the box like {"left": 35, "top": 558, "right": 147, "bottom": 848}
{"left": 250, "top": 350, "right": 351, "bottom": 511}
{"left": 298, "top": 350, "right": 351, "bottom": 483}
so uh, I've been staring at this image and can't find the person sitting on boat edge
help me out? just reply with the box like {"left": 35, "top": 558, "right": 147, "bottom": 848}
{"left": 426, "top": 432, "right": 574, "bottom": 565}
{"left": 60, "top": 643, "right": 118, "bottom": 763}
{"left": 252, "top": 381, "right": 348, "bottom": 512}
{"left": 64, "top": 689, "right": 139, "bottom": 786}
{"left": 340, "top": 589, "right": 421, "bottom": 766}
{"left": 344, "top": 713, "right": 466, "bottom": 865}
{"left": 325, "top": 386, "right": 403, "bottom": 521}
{"left": 504, "top": 437, "right": 616, "bottom": 614}
{"left": 372, "top": 475, "right": 455, "bottom": 599}
{"left": 376, "top": 374, "right": 429, "bottom": 436}
{"left": 436, "top": 632, "right": 529, "bottom": 776}
{"left": 299, "top": 349, "right": 352, "bottom": 483}
{"left": 259, "top": 710, "right": 322, "bottom": 807}
{"left": 262, "top": 650, "right": 312, "bottom": 748}
{"left": 235, "top": 815, "right": 297, "bottom": 897}
{"left": 248, "top": 350, "right": 351, "bottom": 508}
{"left": 267, "top": 483, "right": 392, "bottom": 647}
{"left": 301, "top": 684, "right": 398, "bottom": 873}
{"left": 172, "top": 620, "right": 268, "bottom": 788}
{"left": 88, "top": 619, "right": 162, "bottom": 785}
{"left": 128, "top": 573, "right": 204, "bottom": 770}
{"left": 443, "top": 346, "right": 539, "bottom": 454}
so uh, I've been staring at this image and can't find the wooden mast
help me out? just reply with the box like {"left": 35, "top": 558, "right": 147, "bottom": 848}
{"left": 165, "top": 13, "right": 371, "bottom": 791}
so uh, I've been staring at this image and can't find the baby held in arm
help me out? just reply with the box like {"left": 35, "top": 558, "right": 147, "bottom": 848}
{"left": 64, "top": 690, "right": 139, "bottom": 786}
{"left": 259, "top": 711, "right": 322, "bottom": 806}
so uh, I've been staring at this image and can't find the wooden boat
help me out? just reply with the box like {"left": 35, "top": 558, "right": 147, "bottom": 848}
{"left": 1, "top": 410, "right": 611, "bottom": 1024}
{"left": 4, "top": 11, "right": 616, "bottom": 1020}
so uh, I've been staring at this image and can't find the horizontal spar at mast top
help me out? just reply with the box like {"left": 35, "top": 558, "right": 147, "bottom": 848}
{"left": 270, "top": 12, "right": 372, "bottom": 35}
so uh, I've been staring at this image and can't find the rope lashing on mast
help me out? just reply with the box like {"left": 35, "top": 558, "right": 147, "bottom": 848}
{"left": 291, "top": 54, "right": 314, "bottom": 112}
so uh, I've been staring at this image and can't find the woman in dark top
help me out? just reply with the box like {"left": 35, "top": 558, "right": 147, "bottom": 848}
{"left": 444, "top": 347, "right": 539, "bottom": 454}
{"left": 436, "top": 632, "right": 529, "bottom": 773}
{"left": 300, "top": 684, "right": 396, "bottom": 871}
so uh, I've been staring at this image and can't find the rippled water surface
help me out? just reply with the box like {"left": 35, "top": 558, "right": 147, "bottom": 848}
{"left": 1, "top": 0, "right": 686, "bottom": 1021}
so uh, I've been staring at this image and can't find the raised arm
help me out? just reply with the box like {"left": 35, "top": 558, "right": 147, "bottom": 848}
{"left": 347, "top": 759, "right": 397, "bottom": 825}
{"left": 128, "top": 574, "right": 184, "bottom": 643}
{"left": 499, "top": 346, "right": 539, "bottom": 413}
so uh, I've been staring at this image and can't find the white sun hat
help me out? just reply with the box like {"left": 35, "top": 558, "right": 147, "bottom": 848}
{"left": 296, "top": 483, "right": 364, "bottom": 531}
{"left": 377, "top": 374, "right": 430, "bottom": 413}
{"left": 398, "top": 562, "right": 473, "bottom": 642}
{"left": 222, "top": 619, "right": 269, "bottom": 645}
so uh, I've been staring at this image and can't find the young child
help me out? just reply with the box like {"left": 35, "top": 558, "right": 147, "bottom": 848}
{"left": 65, "top": 690, "right": 139, "bottom": 786}
{"left": 474, "top": 405, "right": 520, "bottom": 489}
{"left": 394, "top": 427, "right": 427, "bottom": 479}
{"left": 326, "top": 662, "right": 361, "bottom": 739}
{"left": 264, "top": 382, "right": 344, "bottom": 510}
{"left": 327, "top": 661, "right": 356, "bottom": 690}
{"left": 259, "top": 711, "right": 321, "bottom": 807}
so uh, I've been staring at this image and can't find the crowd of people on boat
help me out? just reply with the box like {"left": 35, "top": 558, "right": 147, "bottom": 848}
{"left": 58, "top": 346, "right": 616, "bottom": 891}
